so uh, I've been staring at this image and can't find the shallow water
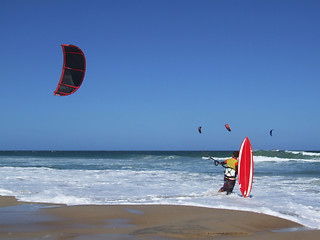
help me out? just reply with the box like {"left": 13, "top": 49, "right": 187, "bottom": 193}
{"left": 0, "top": 151, "right": 319, "bottom": 229}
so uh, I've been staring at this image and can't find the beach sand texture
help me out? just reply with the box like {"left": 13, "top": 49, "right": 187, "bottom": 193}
{"left": 0, "top": 196, "right": 319, "bottom": 240}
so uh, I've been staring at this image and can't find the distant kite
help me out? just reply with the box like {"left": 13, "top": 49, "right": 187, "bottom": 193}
{"left": 225, "top": 124, "right": 231, "bottom": 132}
{"left": 198, "top": 126, "right": 202, "bottom": 134}
{"left": 54, "top": 44, "right": 86, "bottom": 96}
{"left": 270, "top": 129, "right": 274, "bottom": 136}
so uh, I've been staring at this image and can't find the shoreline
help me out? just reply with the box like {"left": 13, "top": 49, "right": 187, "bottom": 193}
{"left": 1, "top": 196, "right": 319, "bottom": 239}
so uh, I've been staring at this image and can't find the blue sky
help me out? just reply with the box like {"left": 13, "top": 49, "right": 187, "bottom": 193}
{"left": 1, "top": 0, "right": 319, "bottom": 151}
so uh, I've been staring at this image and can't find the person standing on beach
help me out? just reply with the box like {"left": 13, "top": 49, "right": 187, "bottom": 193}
{"left": 218, "top": 151, "right": 239, "bottom": 195}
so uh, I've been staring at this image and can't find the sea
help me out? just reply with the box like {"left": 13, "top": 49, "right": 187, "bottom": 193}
{"left": 0, "top": 150, "right": 319, "bottom": 229}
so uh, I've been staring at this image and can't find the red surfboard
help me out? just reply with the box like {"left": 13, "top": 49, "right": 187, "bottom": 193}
{"left": 238, "top": 137, "right": 254, "bottom": 198}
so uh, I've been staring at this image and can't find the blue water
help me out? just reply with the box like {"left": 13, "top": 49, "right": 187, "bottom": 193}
{"left": 0, "top": 150, "right": 319, "bottom": 229}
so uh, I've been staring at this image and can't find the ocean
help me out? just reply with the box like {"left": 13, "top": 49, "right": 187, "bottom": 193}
{"left": 0, "top": 150, "right": 319, "bottom": 229}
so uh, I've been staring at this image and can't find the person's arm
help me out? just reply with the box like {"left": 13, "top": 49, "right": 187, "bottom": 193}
{"left": 235, "top": 163, "right": 238, "bottom": 175}
{"left": 220, "top": 160, "right": 227, "bottom": 166}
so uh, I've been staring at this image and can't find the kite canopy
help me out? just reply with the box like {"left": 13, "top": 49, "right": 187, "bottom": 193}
{"left": 270, "top": 129, "right": 274, "bottom": 136}
{"left": 198, "top": 126, "right": 202, "bottom": 134}
{"left": 225, "top": 124, "right": 231, "bottom": 132}
{"left": 54, "top": 44, "right": 86, "bottom": 96}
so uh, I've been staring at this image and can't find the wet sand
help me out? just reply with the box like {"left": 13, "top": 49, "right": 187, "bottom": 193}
{"left": 0, "top": 196, "right": 319, "bottom": 239}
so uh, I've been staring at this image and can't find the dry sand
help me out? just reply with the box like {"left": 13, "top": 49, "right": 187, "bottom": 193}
{"left": 0, "top": 196, "right": 319, "bottom": 239}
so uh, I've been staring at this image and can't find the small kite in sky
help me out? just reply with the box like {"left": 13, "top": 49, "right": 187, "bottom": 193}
{"left": 225, "top": 124, "right": 231, "bottom": 132}
{"left": 270, "top": 129, "right": 274, "bottom": 136}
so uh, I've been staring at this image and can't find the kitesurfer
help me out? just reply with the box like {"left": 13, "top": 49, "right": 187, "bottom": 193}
{"left": 218, "top": 151, "right": 239, "bottom": 195}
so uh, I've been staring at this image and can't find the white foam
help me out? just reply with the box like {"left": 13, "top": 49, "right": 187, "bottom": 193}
{"left": 0, "top": 188, "right": 13, "bottom": 195}
{"left": 253, "top": 156, "right": 296, "bottom": 162}
{"left": 253, "top": 155, "right": 320, "bottom": 163}
{"left": 301, "top": 151, "right": 320, "bottom": 157}
{"left": 286, "top": 150, "right": 320, "bottom": 157}
{"left": 0, "top": 163, "right": 319, "bottom": 229}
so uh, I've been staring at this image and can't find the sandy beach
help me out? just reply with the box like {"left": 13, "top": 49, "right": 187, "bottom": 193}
{"left": 0, "top": 196, "right": 319, "bottom": 239}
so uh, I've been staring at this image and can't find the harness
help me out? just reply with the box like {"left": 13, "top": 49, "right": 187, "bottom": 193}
{"left": 225, "top": 167, "right": 236, "bottom": 178}
{"left": 224, "top": 158, "right": 238, "bottom": 178}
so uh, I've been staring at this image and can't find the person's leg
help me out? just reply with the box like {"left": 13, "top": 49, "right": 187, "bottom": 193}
{"left": 218, "top": 177, "right": 228, "bottom": 192}
{"left": 226, "top": 179, "right": 236, "bottom": 195}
